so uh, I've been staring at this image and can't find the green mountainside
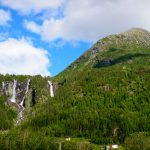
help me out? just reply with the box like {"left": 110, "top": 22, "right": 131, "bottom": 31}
{"left": 0, "top": 28, "right": 150, "bottom": 150}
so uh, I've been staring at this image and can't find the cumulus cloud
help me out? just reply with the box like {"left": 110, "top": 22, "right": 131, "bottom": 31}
{"left": 0, "top": 9, "right": 11, "bottom": 25}
{"left": 0, "top": 38, "right": 50, "bottom": 76}
{"left": 25, "top": 0, "right": 150, "bottom": 42}
{"left": 0, "top": 0, "right": 63, "bottom": 13}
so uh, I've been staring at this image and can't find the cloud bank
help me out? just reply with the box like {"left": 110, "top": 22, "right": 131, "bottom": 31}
{"left": 0, "top": 38, "right": 50, "bottom": 76}
{"left": 25, "top": 0, "right": 150, "bottom": 42}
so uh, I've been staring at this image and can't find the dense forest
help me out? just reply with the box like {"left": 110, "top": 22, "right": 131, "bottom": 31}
{"left": 0, "top": 28, "right": 150, "bottom": 150}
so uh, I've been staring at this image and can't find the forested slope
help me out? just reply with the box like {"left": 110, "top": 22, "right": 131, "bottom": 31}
{"left": 0, "top": 28, "right": 150, "bottom": 149}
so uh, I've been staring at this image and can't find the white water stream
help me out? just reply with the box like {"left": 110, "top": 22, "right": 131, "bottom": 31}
{"left": 10, "top": 80, "right": 17, "bottom": 103}
{"left": 20, "top": 79, "right": 30, "bottom": 106}
{"left": 8, "top": 79, "right": 30, "bottom": 123}
{"left": 48, "top": 81, "right": 54, "bottom": 97}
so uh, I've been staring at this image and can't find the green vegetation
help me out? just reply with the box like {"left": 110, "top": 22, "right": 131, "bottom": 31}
{"left": 24, "top": 47, "right": 150, "bottom": 144}
{"left": 0, "top": 28, "right": 150, "bottom": 149}
{"left": 124, "top": 132, "right": 150, "bottom": 150}
{"left": 0, "top": 129, "right": 98, "bottom": 150}
{"left": 0, "top": 96, "right": 16, "bottom": 130}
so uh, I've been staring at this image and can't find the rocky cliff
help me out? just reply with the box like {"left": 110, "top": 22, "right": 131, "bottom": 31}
{"left": 0, "top": 79, "right": 55, "bottom": 124}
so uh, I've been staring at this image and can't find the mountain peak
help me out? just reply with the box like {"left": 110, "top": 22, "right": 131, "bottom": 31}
{"left": 98, "top": 27, "right": 150, "bottom": 51}
{"left": 124, "top": 27, "right": 149, "bottom": 33}
{"left": 121, "top": 28, "right": 150, "bottom": 38}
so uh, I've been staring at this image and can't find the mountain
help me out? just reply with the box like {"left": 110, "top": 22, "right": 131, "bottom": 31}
{"left": 65, "top": 28, "right": 150, "bottom": 70}
{"left": 0, "top": 28, "right": 150, "bottom": 150}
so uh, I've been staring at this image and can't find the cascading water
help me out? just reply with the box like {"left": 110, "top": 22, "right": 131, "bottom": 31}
{"left": 48, "top": 81, "right": 54, "bottom": 97}
{"left": 20, "top": 79, "right": 30, "bottom": 106}
{"left": 26, "top": 79, "right": 30, "bottom": 93}
{"left": 19, "top": 79, "right": 30, "bottom": 121}
{"left": 10, "top": 80, "right": 17, "bottom": 103}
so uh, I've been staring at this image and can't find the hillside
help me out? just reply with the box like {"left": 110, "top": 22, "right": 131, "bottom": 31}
{"left": 0, "top": 28, "right": 150, "bottom": 150}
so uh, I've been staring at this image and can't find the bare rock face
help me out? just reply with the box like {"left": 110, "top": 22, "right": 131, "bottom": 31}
{"left": 0, "top": 80, "right": 30, "bottom": 104}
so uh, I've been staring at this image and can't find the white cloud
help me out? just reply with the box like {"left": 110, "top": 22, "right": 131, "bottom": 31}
{"left": 1, "top": 0, "right": 63, "bottom": 13}
{"left": 0, "top": 38, "right": 50, "bottom": 76}
{"left": 25, "top": 21, "right": 41, "bottom": 33}
{"left": 25, "top": 0, "right": 150, "bottom": 42}
{"left": 0, "top": 9, "right": 11, "bottom": 25}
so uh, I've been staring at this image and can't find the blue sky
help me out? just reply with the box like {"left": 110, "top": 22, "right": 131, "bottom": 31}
{"left": 0, "top": 0, "right": 149, "bottom": 76}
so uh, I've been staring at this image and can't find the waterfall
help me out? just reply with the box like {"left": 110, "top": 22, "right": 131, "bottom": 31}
{"left": 48, "top": 81, "right": 54, "bottom": 97}
{"left": 10, "top": 80, "right": 17, "bottom": 103}
{"left": 18, "top": 79, "right": 30, "bottom": 123}
{"left": 20, "top": 79, "right": 30, "bottom": 106}
{"left": 26, "top": 79, "right": 30, "bottom": 94}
